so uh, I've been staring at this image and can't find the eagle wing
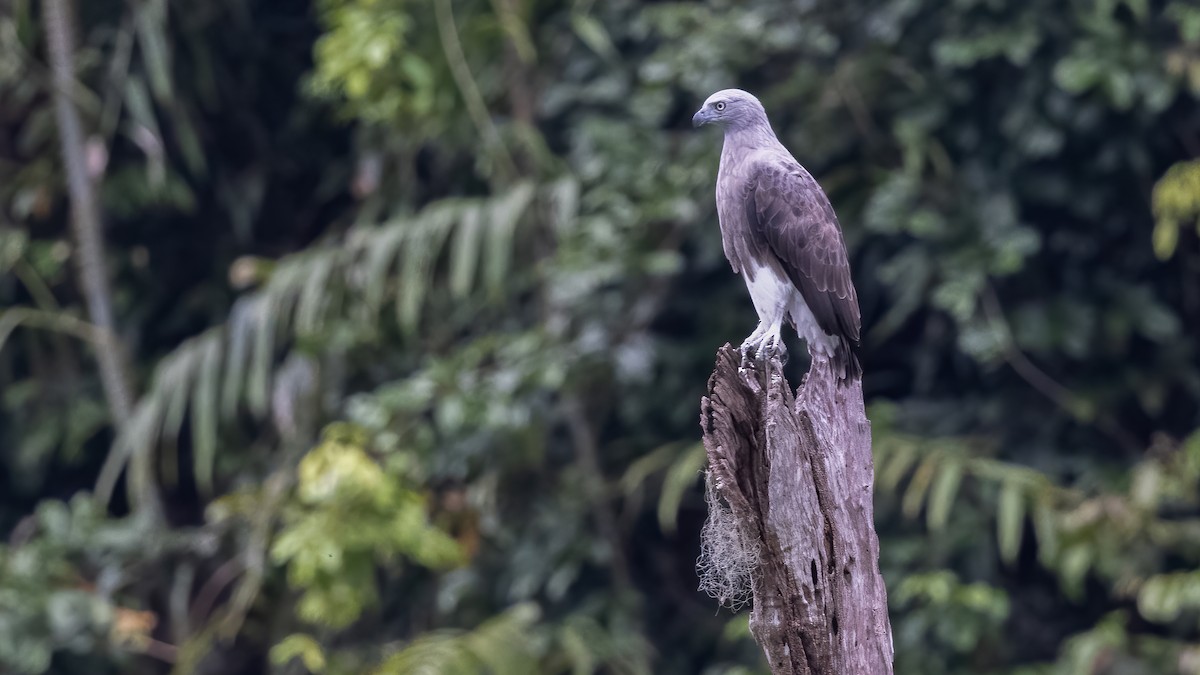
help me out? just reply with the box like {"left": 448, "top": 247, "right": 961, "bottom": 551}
{"left": 744, "top": 159, "right": 861, "bottom": 348}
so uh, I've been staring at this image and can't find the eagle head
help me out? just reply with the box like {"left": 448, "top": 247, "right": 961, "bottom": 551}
{"left": 692, "top": 89, "right": 767, "bottom": 130}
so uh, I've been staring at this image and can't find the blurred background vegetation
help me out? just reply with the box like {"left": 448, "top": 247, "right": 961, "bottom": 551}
{"left": 2, "top": 0, "right": 1200, "bottom": 673}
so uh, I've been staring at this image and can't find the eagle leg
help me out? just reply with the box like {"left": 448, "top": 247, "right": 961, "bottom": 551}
{"left": 740, "top": 322, "right": 788, "bottom": 366}
{"left": 759, "top": 322, "right": 787, "bottom": 365}
{"left": 739, "top": 348, "right": 752, "bottom": 370}
{"left": 739, "top": 322, "right": 769, "bottom": 367}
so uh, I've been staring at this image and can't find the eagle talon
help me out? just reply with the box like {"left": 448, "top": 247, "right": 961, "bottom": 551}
{"left": 759, "top": 340, "right": 786, "bottom": 365}
{"left": 751, "top": 326, "right": 785, "bottom": 363}
{"left": 738, "top": 342, "right": 755, "bottom": 369}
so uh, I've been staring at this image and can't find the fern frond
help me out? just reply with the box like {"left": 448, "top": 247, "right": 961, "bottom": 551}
{"left": 99, "top": 180, "right": 571, "bottom": 503}
{"left": 617, "top": 441, "right": 706, "bottom": 534}
{"left": 873, "top": 428, "right": 1059, "bottom": 567}
{"left": 873, "top": 424, "right": 1200, "bottom": 601}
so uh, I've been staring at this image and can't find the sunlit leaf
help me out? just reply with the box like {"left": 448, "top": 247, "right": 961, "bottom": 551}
{"left": 902, "top": 454, "right": 938, "bottom": 520}
{"left": 997, "top": 479, "right": 1026, "bottom": 565}
{"left": 270, "top": 633, "right": 327, "bottom": 673}
{"left": 926, "top": 459, "right": 963, "bottom": 531}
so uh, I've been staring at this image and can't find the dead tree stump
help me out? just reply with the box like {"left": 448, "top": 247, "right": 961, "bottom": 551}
{"left": 699, "top": 345, "right": 893, "bottom": 674}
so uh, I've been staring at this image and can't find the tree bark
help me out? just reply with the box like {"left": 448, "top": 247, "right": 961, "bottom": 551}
{"left": 700, "top": 345, "right": 893, "bottom": 674}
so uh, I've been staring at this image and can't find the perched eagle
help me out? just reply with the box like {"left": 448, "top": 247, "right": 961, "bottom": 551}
{"left": 693, "top": 89, "right": 862, "bottom": 381}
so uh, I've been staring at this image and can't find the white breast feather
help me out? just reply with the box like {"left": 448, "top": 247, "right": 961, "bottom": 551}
{"left": 744, "top": 262, "right": 838, "bottom": 358}
{"left": 743, "top": 263, "right": 792, "bottom": 325}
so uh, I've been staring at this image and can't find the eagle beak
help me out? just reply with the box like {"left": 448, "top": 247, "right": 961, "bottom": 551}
{"left": 692, "top": 108, "right": 710, "bottom": 128}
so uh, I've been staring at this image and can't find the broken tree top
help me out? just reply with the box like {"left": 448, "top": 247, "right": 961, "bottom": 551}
{"left": 699, "top": 346, "right": 893, "bottom": 675}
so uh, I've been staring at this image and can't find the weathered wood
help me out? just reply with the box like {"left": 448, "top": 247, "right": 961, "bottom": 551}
{"left": 700, "top": 345, "right": 893, "bottom": 674}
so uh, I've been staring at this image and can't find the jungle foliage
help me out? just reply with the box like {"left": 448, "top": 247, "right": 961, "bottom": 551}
{"left": 2, "top": 0, "right": 1200, "bottom": 673}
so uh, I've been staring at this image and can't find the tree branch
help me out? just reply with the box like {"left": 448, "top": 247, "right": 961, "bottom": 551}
{"left": 980, "top": 284, "right": 1142, "bottom": 455}
{"left": 699, "top": 346, "right": 893, "bottom": 674}
{"left": 434, "top": 0, "right": 518, "bottom": 180}
{"left": 0, "top": 306, "right": 107, "bottom": 350}
{"left": 41, "top": 0, "right": 159, "bottom": 518}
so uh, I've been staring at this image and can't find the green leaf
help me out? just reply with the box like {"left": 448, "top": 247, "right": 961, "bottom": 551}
{"left": 134, "top": 0, "right": 173, "bottom": 101}
{"left": 876, "top": 440, "right": 918, "bottom": 494}
{"left": 450, "top": 204, "right": 483, "bottom": 298}
{"left": 658, "top": 443, "right": 705, "bottom": 533}
{"left": 270, "top": 633, "right": 327, "bottom": 673}
{"left": 220, "top": 298, "right": 258, "bottom": 419}
{"left": 295, "top": 251, "right": 336, "bottom": 335}
{"left": 619, "top": 443, "right": 678, "bottom": 497}
{"left": 122, "top": 77, "right": 162, "bottom": 151}
{"left": 902, "top": 454, "right": 938, "bottom": 520}
{"left": 926, "top": 459, "right": 963, "bottom": 531}
{"left": 1031, "top": 492, "right": 1059, "bottom": 567}
{"left": 997, "top": 480, "right": 1026, "bottom": 565}
{"left": 398, "top": 210, "right": 440, "bottom": 332}
{"left": 248, "top": 295, "right": 276, "bottom": 417}
{"left": 570, "top": 13, "right": 618, "bottom": 61}
{"left": 0, "top": 228, "right": 28, "bottom": 273}
{"left": 1059, "top": 544, "right": 1092, "bottom": 601}
{"left": 484, "top": 182, "right": 535, "bottom": 294}
{"left": 171, "top": 108, "right": 207, "bottom": 175}
{"left": 373, "top": 604, "right": 541, "bottom": 675}
{"left": 190, "top": 332, "right": 221, "bottom": 495}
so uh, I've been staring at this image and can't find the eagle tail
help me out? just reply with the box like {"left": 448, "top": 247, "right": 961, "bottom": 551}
{"left": 838, "top": 337, "right": 863, "bottom": 384}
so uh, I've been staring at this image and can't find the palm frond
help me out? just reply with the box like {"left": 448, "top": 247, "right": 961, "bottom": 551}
{"left": 873, "top": 422, "right": 1059, "bottom": 567}
{"left": 99, "top": 180, "right": 573, "bottom": 504}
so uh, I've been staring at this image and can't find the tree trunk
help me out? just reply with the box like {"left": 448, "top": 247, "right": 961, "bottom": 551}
{"left": 699, "top": 345, "right": 893, "bottom": 674}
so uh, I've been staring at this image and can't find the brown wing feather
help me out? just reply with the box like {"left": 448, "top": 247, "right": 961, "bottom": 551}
{"left": 745, "top": 160, "right": 862, "bottom": 362}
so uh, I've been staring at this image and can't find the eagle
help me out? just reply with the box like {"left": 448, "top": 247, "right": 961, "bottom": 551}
{"left": 693, "top": 88, "right": 862, "bottom": 381}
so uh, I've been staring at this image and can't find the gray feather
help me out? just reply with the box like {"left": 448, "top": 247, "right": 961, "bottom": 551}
{"left": 704, "top": 89, "right": 862, "bottom": 380}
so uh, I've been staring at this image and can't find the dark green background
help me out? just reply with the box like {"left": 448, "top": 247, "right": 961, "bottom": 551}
{"left": 2, "top": 0, "right": 1200, "bottom": 672}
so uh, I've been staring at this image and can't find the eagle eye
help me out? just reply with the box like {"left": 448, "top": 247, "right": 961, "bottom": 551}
{"left": 714, "top": 101, "right": 726, "bottom": 111}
